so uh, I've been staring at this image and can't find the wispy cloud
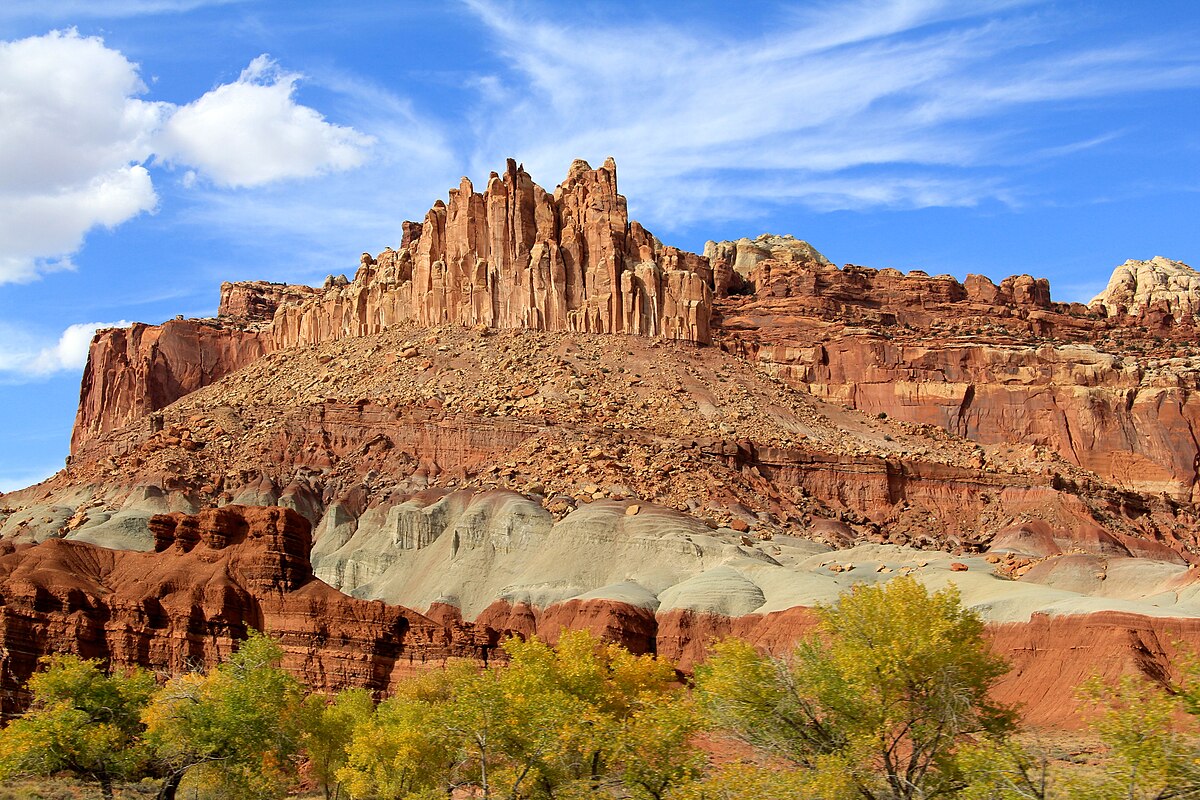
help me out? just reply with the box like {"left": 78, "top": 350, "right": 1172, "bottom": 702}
{"left": 0, "top": 0, "right": 247, "bottom": 21}
{"left": 461, "top": 0, "right": 1200, "bottom": 228}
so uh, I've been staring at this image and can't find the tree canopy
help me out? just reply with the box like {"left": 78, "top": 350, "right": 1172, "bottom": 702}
{"left": 0, "top": 654, "right": 154, "bottom": 800}
{"left": 142, "top": 631, "right": 307, "bottom": 800}
{"left": 339, "top": 629, "right": 698, "bottom": 800}
{"left": 695, "top": 575, "right": 1015, "bottom": 800}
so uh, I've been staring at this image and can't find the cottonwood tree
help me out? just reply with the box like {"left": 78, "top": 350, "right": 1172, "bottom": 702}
{"left": 339, "top": 673, "right": 460, "bottom": 800}
{"left": 339, "top": 630, "right": 695, "bottom": 800}
{"left": 300, "top": 687, "right": 376, "bottom": 800}
{"left": 695, "top": 575, "right": 1015, "bottom": 800}
{"left": 0, "top": 654, "right": 155, "bottom": 800}
{"left": 616, "top": 697, "right": 703, "bottom": 800}
{"left": 1071, "top": 674, "right": 1200, "bottom": 800}
{"left": 142, "top": 631, "right": 306, "bottom": 800}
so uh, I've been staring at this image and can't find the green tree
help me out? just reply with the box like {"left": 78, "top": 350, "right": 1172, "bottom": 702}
{"left": 957, "top": 737, "right": 1056, "bottom": 800}
{"left": 339, "top": 631, "right": 696, "bottom": 800}
{"left": 1071, "top": 674, "right": 1200, "bottom": 799}
{"left": 339, "top": 668, "right": 461, "bottom": 800}
{"left": 481, "top": 631, "right": 685, "bottom": 799}
{"left": 301, "top": 688, "right": 376, "bottom": 800}
{"left": 695, "top": 575, "right": 1014, "bottom": 800}
{"left": 617, "top": 697, "right": 703, "bottom": 800}
{"left": 143, "top": 631, "right": 306, "bottom": 800}
{"left": 0, "top": 654, "right": 155, "bottom": 800}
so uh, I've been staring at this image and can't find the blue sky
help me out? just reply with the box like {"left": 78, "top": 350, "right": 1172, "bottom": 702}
{"left": 1, "top": 0, "right": 1198, "bottom": 491}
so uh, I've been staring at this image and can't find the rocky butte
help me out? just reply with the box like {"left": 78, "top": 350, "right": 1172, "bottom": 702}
{"left": 5, "top": 158, "right": 1200, "bottom": 727}
{"left": 71, "top": 158, "right": 711, "bottom": 452}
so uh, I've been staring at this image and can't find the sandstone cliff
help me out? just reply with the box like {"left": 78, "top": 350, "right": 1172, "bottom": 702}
{"left": 218, "top": 279, "right": 319, "bottom": 324}
{"left": 1090, "top": 256, "right": 1200, "bottom": 319}
{"left": 71, "top": 320, "right": 269, "bottom": 455}
{"left": 72, "top": 158, "right": 713, "bottom": 454}
{"left": 265, "top": 158, "right": 711, "bottom": 348}
{"left": 712, "top": 249, "right": 1200, "bottom": 500}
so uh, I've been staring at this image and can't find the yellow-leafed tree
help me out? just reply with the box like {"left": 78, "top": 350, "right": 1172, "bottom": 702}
{"left": 695, "top": 575, "right": 1014, "bottom": 800}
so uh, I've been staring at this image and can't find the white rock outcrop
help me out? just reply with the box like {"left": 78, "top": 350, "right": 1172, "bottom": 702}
{"left": 1090, "top": 256, "right": 1200, "bottom": 318}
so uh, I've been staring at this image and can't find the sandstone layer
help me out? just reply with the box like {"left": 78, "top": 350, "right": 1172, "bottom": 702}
{"left": 71, "top": 320, "right": 269, "bottom": 454}
{"left": 0, "top": 505, "right": 492, "bottom": 716}
{"left": 0, "top": 500, "right": 1196, "bottom": 728}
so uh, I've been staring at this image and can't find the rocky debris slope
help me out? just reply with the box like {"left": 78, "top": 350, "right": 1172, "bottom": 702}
{"left": 0, "top": 505, "right": 492, "bottom": 716}
{"left": 1090, "top": 256, "right": 1200, "bottom": 319}
{"left": 12, "top": 324, "right": 1194, "bottom": 565}
{"left": 72, "top": 158, "right": 712, "bottom": 453}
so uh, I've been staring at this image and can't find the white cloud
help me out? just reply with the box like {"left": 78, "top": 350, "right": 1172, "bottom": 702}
{"left": 0, "top": 320, "right": 131, "bottom": 379}
{"left": 158, "top": 55, "right": 376, "bottom": 188}
{"left": 463, "top": 0, "right": 1200, "bottom": 226}
{"left": 0, "top": 30, "right": 165, "bottom": 283}
{"left": 0, "top": 32, "right": 382, "bottom": 285}
{"left": 165, "top": 70, "right": 457, "bottom": 285}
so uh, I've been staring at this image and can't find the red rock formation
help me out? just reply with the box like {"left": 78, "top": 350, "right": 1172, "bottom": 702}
{"left": 471, "top": 598, "right": 659, "bottom": 657}
{"left": 986, "top": 611, "right": 1199, "bottom": 729}
{"left": 745, "top": 335, "right": 1200, "bottom": 499}
{"left": 218, "top": 280, "right": 319, "bottom": 324}
{"left": 70, "top": 159, "right": 714, "bottom": 456}
{"left": 0, "top": 506, "right": 494, "bottom": 716}
{"left": 713, "top": 248, "right": 1200, "bottom": 499}
{"left": 268, "top": 158, "right": 712, "bottom": 349}
{"left": 71, "top": 321, "right": 269, "bottom": 454}
{"left": 426, "top": 597, "right": 1200, "bottom": 729}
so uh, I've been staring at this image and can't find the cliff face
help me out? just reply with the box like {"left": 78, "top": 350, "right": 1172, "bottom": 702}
{"left": 217, "top": 280, "right": 319, "bottom": 324}
{"left": 71, "top": 321, "right": 269, "bottom": 455}
{"left": 267, "top": 158, "right": 712, "bottom": 349}
{"left": 0, "top": 505, "right": 493, "bottom": 716}
{"left": 712, "top": 244, "right": 1200, "bottom": 500}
